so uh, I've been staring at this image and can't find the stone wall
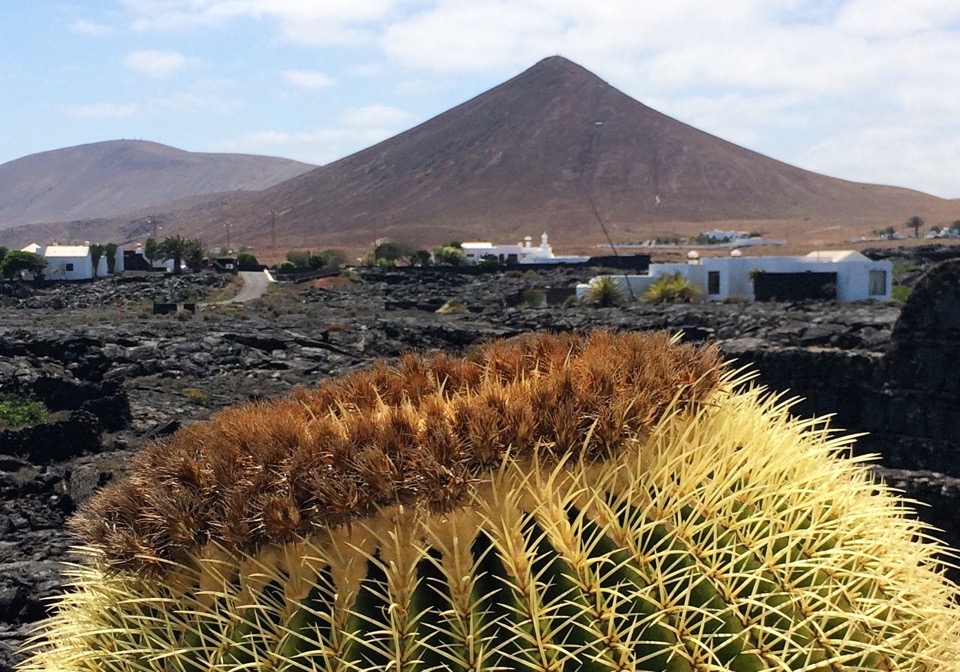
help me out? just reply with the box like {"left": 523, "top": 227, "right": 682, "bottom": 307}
{"left": 0, "top": 410, "right": 102, "bottom": 464}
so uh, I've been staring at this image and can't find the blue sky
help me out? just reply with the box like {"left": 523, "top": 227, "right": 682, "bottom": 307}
{"left": 3, "top": 1, "right": 960, "bottom": 198}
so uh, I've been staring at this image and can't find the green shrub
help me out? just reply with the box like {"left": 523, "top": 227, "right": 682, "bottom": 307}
{"left": 583, "top": 275, "right": 624, "bottom": 307}
{"left": 183, "top": 388, "right": 210, "bottom": 406}
{"left": 0, "top": 393, "right": 47, "bottom": 430}
{"left": 285, "top": 250, "right": 312, "bottom": 269}
{"left": 892, "top": 258, "right": 923, "bottom": 275}
{"left": 236, "top": 252, "right": 259, "bottom": 267}
{"left": 643, "top": 271, "right": 700, "bottom": 304}
{"left": 521, "top": 288, "right": 546, "bottom": 307}
{"left": 892, "top": 284, "right": 911, "bottom": 302}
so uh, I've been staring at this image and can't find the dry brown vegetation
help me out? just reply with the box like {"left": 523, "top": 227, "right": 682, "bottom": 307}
{"left": 73, "top": 330, "right": 722, "bottom": 574}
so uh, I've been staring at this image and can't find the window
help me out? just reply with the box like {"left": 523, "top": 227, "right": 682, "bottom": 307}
{"left": 65, "top": 263, "right": 74, "bottom": 272}
{"left": 868, "top": 270, "right": 886, "bottom": 296}
{"left": 707, "top": 271, "right": 721, "bottom": 295}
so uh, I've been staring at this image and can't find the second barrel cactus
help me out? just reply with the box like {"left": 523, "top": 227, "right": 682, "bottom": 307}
{"left": 20, "top": 330, "right": 960, "bottom": 671}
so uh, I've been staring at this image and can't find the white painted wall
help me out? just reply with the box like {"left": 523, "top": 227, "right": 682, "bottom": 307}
{"left": 461, "top": 233, "right": 591, "bottom": 265}
{"left": 20, "top": 244, "right": 126, "bottom": 280}
{"left": 576, "top": 253, "right": 893, "bottom": 303}
{"left": 43, "top": 246, "right": 95, "bottom": 280}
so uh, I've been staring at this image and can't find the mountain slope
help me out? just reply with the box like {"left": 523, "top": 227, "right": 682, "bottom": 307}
{"left": 3, "top": 57, "right": 953, "bottom": 252}
{"left": 163, "top": 55, "right": 948, "bottom": 251}
{"left": 0, "top": 140, "right": 314, "bottom": 230}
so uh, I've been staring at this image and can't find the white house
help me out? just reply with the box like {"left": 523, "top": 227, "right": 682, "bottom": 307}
{"left": 20, "top": 243, "right": 125, "bottom": 280}
{"left": 460, "top": 232, "right": 591, "bottom": 265}
{"left": 577, "top": 250, "right": 893, "bottom": 303}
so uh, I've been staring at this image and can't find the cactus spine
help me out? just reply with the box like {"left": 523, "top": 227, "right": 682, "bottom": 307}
{"left": 20, "top": 331, "right": 960, "bottom": 671}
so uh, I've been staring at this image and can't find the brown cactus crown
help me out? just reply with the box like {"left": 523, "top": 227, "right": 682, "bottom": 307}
{"left": 73, "top": 330, "right": 722, "bottom": 574}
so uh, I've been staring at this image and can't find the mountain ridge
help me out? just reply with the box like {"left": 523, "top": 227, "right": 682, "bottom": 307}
{"left": 0, "top": 139, "right": 314, "bottom": 231}
{"left": 1, "top": 56, "right": 955, "bottom": 253}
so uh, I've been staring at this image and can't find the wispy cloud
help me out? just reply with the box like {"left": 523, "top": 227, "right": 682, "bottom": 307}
{"left": 156, "top": 90, "right": 243, "bottom": 114}
{"left": 69, "top": 19, "right": 114, "bottom": 35}
{"left": 224, "top": 104, "right": 415, "bottom": 165}
{"left": 120, "top": 0, "right": 402, "bottom": 44}
{"left": 124, "top": 50, "right": 191, "bottom": 78}
{"left": 64, "top": 102, "right": 139, "bottom": 120}
{"left": 282, "top": 69, "right": 335, "bottom": 89}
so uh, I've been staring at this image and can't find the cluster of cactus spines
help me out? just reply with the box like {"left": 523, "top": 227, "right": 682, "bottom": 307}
{"left": 20, "top": 330, "right": 960, "bottom": 672}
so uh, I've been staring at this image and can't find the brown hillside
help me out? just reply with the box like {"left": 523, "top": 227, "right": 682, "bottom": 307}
{"left": 5, "top": 57, "right": 958, "bottom": 253}
{"left": 0, "top": 140, "right": 313, "bottom": 231}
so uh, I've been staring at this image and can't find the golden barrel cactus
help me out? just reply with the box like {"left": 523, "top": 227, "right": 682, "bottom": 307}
{"left": 20, "top": 330, "right": 960, "bottom": 671}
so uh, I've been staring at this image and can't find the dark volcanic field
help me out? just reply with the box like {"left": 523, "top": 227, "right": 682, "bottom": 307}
{"left": 1, "top": 265, "right": 958, "bottom": 670}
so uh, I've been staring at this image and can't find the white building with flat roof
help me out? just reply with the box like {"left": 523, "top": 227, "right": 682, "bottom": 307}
{"left": 577, "top": 250, "right": 892, "bottom": 303}
{"left": 460, "top": 232, "right": 590, "bottom": 265}
{"left": 21, "top": 243, "right": 124, "bottom": 280}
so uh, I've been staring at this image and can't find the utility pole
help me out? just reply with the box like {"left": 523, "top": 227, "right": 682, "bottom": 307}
{"left": 270, "top": 211, "right": 276, "bottom": 252}
{"left": 225, "top": 221, "right": 231, "bottom": 252}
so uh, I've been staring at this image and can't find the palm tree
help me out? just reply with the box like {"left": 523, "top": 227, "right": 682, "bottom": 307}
{"left": 184, "top": 239, "right": 204, "bottom": 272}
{"left": 159, "top": 235, "right": 191, "bottom": 275}
{"left": 905, "top": 215, "right": 924, "bottom": 238}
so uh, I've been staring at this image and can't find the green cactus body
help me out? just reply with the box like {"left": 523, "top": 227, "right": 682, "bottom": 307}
{"left": 19, "top": 331, "right": 960, "bottom": 672}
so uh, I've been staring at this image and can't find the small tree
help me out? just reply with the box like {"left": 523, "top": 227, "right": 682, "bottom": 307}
{"left": 317, "top": 249, "right": 348, "bottom": 269}
{"left": 373, "top": 241, "right": 413, "bottom": 265}
{"left": 286, "top": 250, "right": 312, "bottom": 269}
{"left": 89, "top": 243, "right": 105, "bottom": 278}
{"left": 0, "top": 250, "right": 47, "bottom": 279}
{"left": 103, "top": 243, "right": 119, "bottom": 274}
{"left": 0, "top": 247, "right": 8, "bottom": 268}
{"left": 950, "top": 220, "right": 960, "bottom": 235}
{"left": 905, "top": 216, "right": 924, "bottom": 238}
{"left": 411, "top": 249, "right": 433, "bottom": 267}
{"left": 184, "top": 239, "right": 204, "bottom": 272}
{"left": 236, "top": 252, "right": 259, "bottom": 267}
{"left": 144, "top": 237, "right": 160, "bottom": 265}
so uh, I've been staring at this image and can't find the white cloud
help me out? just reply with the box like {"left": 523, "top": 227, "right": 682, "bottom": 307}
{"left": 282, "top": 69, "right": 335, "bottom": 89}
{"left": 225, "top": 104, "right": 415, "bottom": 165}
{"left": 69, "top": 19, "right": 114, "bottom": 35}
{"left": 106, "top": 0, "right": 960, "bottom": 196}
{"left": 348, "top": 63, "right": 385, "bottom": 77}
{"left": 156, "top": 90, "right": 243, "bottom": 114}
{"left": 342, "top": 103, "right": 413, "bottom": 128}
{"left": 835, "top": 0, "right": 960, "bottom": 38}
{"left": 124, "top": 50, "right": 191, "bottom": 78}
{"left": 797, "top": 123, "right": 960, "bottom": 197}
{"left": 64, "top": 103, "right": 139, "bottom": 120}
{"left": 120, "top": 0, "right": 402, "bottom": 44}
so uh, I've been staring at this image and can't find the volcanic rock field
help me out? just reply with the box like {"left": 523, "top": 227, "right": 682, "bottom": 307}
{"left": 2, "top": 262, "right": 959, "bottom": 670}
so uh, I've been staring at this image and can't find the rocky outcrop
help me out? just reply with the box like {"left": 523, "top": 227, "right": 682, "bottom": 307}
{"left": 856, "top": 259, "right": 960, "bottom": 473}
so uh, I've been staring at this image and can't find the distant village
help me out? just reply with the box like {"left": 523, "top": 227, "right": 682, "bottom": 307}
{"left": 0, "top": 225, "right": 898, "bottom": 304}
